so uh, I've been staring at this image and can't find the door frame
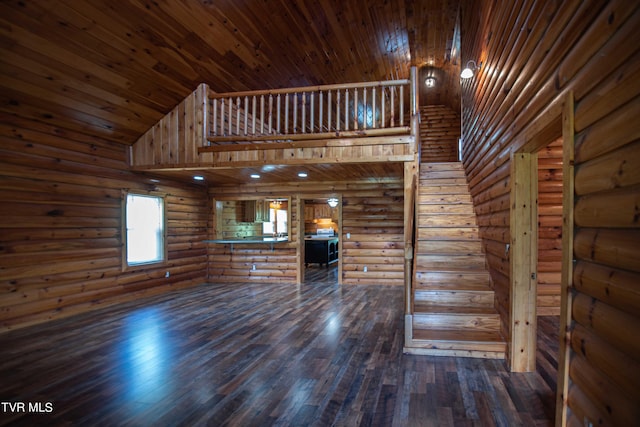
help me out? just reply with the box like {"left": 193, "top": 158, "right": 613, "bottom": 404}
{"left": 509, "top": 92, "right": 573, "bottom": 373}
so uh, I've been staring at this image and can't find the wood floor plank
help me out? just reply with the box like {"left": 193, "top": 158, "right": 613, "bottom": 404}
{"left": 0, "top": 267, "right": 557, "bottom": 426}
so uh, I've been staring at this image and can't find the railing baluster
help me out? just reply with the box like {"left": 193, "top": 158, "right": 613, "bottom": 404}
{"left": 380, "top": 88, "right": 387, "bottom": 127}
{"left": 244, "top": 96, "right": 248, "bottom": 135}
{"left": 212, "top": 98, "right": 218, "bottom": 136}
{"left": 353, "top": 88, "right": 358, "bottom": 130}
{"left": 285, "top": 93, "right": 289, "bottom": 134}
{"left": 227, "top": 97, "right": 232, "bottom": 136}
{"left": 344, "top": 89, "right": 349, "bottom": 131}
{"left": 277, "top": 94, "right": 281, "bottom": 134}
{"left": 319, "top": 91, "right": 323, "bottom": 133}
{"left": 268, "top": 94, "right": 273, "bottom": 134}
{"left": 220, "top": 98, "right": 225, "bottom": 135}
{"left": 260, "top": 94, "right": 265, "bottom": 134}
{"left": 236, "top": 97, "right": 241, "bottom": 135}
{"left": 293, "top": 93, "right": 298, "bottom": 134}
{"left": 336, "top": 90, "right": 340, "bottom": 131}
{"left": 328, "top": 90, "right": 332, "bottom": 132}
{"left": 390, "top": 87, "right": 395, "bottom": 127}
{"left": 302, "top": 93, "right": 306, "bottom": 134}
{"left": 363, "top": 87, "right": 367, "bottom": 129}
{"left": 372, "top": 87, "right": 376, "bottom": 129}
{"left": 252, "top": 96, "right": 256, "bottom": 135}
{"left": 309, "top": 92, "right": 315, "bottom": 133}
{"left": 400, "top": 85, "right": 404, "bottom": 126}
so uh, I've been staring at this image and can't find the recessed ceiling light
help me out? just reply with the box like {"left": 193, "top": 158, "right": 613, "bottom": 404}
{"left": 250, "top": 174, "right": 261, "bottom": 179}
{"left": 298, "top": 172, "right": 308, "bottom": 178}
{"left": 193, "top": 175, "right": 205, "bottom": 181}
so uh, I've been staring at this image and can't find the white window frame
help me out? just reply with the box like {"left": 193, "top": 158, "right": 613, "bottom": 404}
{"left": 123, "top": 191, "right": 167, "bottom": 268}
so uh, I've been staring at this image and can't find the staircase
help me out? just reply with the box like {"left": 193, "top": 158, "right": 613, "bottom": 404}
{"left": 404, "top": 162, "right": 506, "bottom": 358}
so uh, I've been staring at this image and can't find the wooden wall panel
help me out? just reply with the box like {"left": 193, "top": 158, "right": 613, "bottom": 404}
{"left": 0, "top": 114, "right": 208, "bottom": 332}
{"left": 537, "top": 138, "right": 563, "bottom": 315}
{"left": 341, "top": 190, "right": 405, "bottom": 285}
{"left": 131, "top": 83, "right": 208, "bottom": 168}
{"left": 209, "top": 180, "right": 405, "bottom": 286}
{"left": 460, "top": 0, "right": 640, "bottom": 423}
{"left": 419, "top": 105, "right": 461, "bottom": 162}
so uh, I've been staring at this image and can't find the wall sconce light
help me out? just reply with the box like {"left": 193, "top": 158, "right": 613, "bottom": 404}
{"left": 461, "top": 60, "right": 481, "bottom": 79}
{"left": 425, "top": 76, "right": 436, "bottom": 87}
{"left": 327, "top": 198, "right": 339, "bottom": 208}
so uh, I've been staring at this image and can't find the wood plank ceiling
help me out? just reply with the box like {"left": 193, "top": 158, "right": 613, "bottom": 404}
{"left": 0, "top": 0, "right": 460, "bottom": 184}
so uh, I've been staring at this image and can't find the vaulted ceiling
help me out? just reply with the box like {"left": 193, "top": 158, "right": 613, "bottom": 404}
{"left": 0, "top": 0, "right": 461, "bottom": 148}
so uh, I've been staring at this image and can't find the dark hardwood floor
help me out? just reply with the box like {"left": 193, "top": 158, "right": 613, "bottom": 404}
{"left": 0, "top": 267, "right": 558, "bottom": 426}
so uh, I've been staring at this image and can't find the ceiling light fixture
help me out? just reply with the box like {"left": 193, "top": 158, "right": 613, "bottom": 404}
{"left": 250, "top": 174, "right": 260, "bottom": 179}
{"left": 327, "top": 197, "right": 339, "bottom": 208}
{"left": 298, "top": 172, "right": 308, "bottom": 178}
{"left": 193, "top": 175, "right": 205, "bottom": 181}
{"left": 425, "top": 76, "right": 436, "bottom": 87}
{"left": 461, "top": 60, "right": 481, "bottom": 79}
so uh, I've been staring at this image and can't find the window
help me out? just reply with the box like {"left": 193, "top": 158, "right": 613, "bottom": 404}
{"left": 262, "top": 208, "right": 288, "bottom": 235}
{"left": 125, "top": 193, "right": 165, "bottom": 266}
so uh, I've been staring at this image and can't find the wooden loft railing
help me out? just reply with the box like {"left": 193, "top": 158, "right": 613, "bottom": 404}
{"left": 201, "top": 79, "right": 411, "bottom": 151}
{"left": 131, "top": 67, "right": 419, "bottom": 168}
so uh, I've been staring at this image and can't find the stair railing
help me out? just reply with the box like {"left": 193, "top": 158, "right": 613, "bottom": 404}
{"left": 404, "top": 66, "right": 420, "bottom": 317}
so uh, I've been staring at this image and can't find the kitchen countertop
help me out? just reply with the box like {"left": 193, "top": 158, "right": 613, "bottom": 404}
{"left": 304, "top": 236, "right": 339, "bottom": 241}
{"left": 205, "top": 236, "right": 289, "bottom": 244}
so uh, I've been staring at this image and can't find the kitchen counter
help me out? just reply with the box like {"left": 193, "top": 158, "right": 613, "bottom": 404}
{"left": 304, "top": 236, "right": 339, "bottom": 241}
{"left": 305, "top": 237, "right": 339, "bottom": 267}
{"left": 204, "top": 236, "right": 288, "bottom": 250}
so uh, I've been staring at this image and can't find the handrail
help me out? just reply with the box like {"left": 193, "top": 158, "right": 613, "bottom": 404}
{"left": 206, "top": 79, "right": 411, "bottom": 144}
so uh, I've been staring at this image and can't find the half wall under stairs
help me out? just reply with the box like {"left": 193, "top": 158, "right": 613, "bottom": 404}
{"left": 404, "top": 162, "right": 506, "bottom": 359}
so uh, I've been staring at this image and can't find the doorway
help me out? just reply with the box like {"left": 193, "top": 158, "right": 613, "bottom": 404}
{"left": 509, "top": 94, "right": 570, "bottom": 373}
{"left": 299, "top": 196, "right": 342, "bottom": 285}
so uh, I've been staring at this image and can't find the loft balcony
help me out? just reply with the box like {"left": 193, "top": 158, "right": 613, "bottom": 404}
{"left": 130, "top": 69, "right": 420, "bottom": 173}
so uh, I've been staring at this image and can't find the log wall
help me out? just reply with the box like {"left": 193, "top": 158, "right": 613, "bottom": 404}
{"left": 209, "top": 180, "right": 405, "bottom": 286}
{"left": 460, "top": 0, "right": 640, "bottom": 423}
{"left": 0, "top": 114, "right": 209, "bottom": 332}
{"left": 537, "top": 137, "right": 562, "bottom": 315}
{"left": 419, "top": 105, "right": 461, "bottom": 162}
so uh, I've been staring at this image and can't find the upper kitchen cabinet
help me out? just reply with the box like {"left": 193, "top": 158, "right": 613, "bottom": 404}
{"left": 243, "top": 199, "right": 269, "bottom": 223}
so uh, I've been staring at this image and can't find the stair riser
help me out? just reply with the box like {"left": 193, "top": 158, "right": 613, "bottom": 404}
{"left": 415, "top": 271, "right": 491, "bottom": 287}
{"left": 417, "top": 228, "right": 479, "bottom": 240}
{"left": 420, "top": 163, "right": 465, "bottom": 172}
{"left": 419, "top": 178, "right": 468, "bottom": 185}
{"left": 414, "top": 291, "right": 495, "bottom": 307}
{"left": 418, "top": 215, "right": 478, "bottom": 227}
{"left": 418, "top": 204, "right": 476, "bottom": 214}
{"left": 419, "top": 186, "right": 470, "bottom": 195}
{"left": 419, "top": 194, "right": 473, "bottom": 204}
{"left": 413, "top": 314, "right": 501, "bottom": 332}
{"left": 416, "top": 240, "right": 483, "bottom": 254}
{"left": 416, "top": 255, "right": 486, "bottom": 270}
